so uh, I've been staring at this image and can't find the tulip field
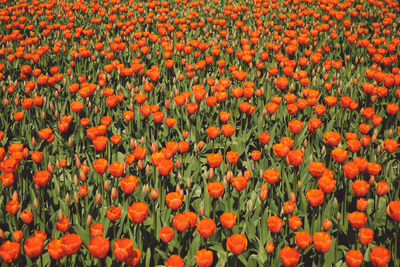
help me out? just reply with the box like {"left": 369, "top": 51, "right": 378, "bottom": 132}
{"left": 1, "top": 0, "right": 400, "bottom": 265}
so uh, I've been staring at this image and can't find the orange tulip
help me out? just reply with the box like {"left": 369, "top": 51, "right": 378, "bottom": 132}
{"left": 348, "top": 212, "right": 367, "bottom": 229}
{"left": 370, "top": 247, "right": 391, "bottom": 267}
{"left": 120, "top": 176, "right": 139, "bottom": 194}
{"left": 159, "top": 227, "right": 174, "bottom": 244}
{"left": 106, "top": 206, "right": 121, "bottom": 221}
{"left": 206, "top": 181, "right": 224, "bottom": 198}
{"left": 88, "top": 236, "right": 110, "bottom": 259}
{"left": 195, "top": 249, "right": 213, "bottom": 267}
{"left": 267, "top": 216, "right": 283, "bottom": 233}
{"left": 324, "top": 131, "right": 341, "bottom": 146}
{"left": 352, "top": 180, "right": 370, "bottom": 197}
{"left": 387, "top": 200, "right": 400, "bottom": 222}
{"left": 306, "top": 189, "right": 324, "bottom": 207}
{"left": 0, "top": 241, "right": 20, "bottom": 263}
{"left": 196, "top": 218, "right": 216, "bottom": 239}
{"left": 166, "top": 254, "right": 184, "bottom": 267}
{"left": 263, "top": 169, "right": 280, "bottom": 185}
{"left": 313, "top": 232, "right": 332, "bottom": 253}
{"left": 358, "top": 228, "right": 374, "bottom": 245}
{"left": 93, "top": 158, "right": 108, "bottom": 174}
{"left": 226, "top": 234, "right": 247, "bottom": 255}
{"left": 280, "top": 247, "right": 300, "bottom": 267}
{"left": 128, "top": 202, "right": 148, "bottom": 223}
{"left": 172, "top": 213, "right": 189, "bottom": 232}
{"left": 295, "top": 231, "right": 312, "bottom": 250}
{"left": 113, "top": 238, "right": 133, "bottom": 262}
{"left": 166, "top": 192, "right": 183, "bottom": 210}
{"left": 47, "top": 239, "right": 65, "bottom": 260}
{"left": 109, "top": 162, "right": 125, "bottom": 177}
{"left": 308, "top": 161, "right": 325, "bottom": 178}
{"left": 345, "top": 250, "right": 363, "bottom": 267}
{"left": 206, "top": 153, "right": 223, "bottom": 168}
{"left": 157, "top": 159, "right": 174, "bottom": 176}
{"left": 220, "top": 212, "right": 237, "bottom": 229}
{"left": 272, "top": 143, "right": 289, "bottom": 158}
{"left": 24, "top": 236, "right": 44, "bottom": 258}
{"left": 287, "top": 149, "right": 304, "bottom": 167}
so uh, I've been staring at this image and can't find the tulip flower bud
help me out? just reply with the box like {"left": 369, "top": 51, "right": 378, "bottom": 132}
{"left": 13, "top": 230, "right": 23, "bottom": 243}
{"left": 141, "top": 136, "right": 145, "bottom": 145}
{"left": 80, "top": 172, "right": 86, "bottom": 182}
{"left": 48, "top": 162, "right": 54, "bottom": 174}
{"left": 145, "top": 165, "right": 151, "bottom": 175}
{"left": 95, "top": 193, "right": 101, "bottom": 205}
{"left": 199, "top": 203, "right": 204, "bottom": 217}
{"left": 138, "top": 159, "right": 143, "bottom": 170}
{"left": 56, "top": 160, "right": 60, "bottom": 169}
{"left": 111, "top": 187, "right": 117, "bottom": 200}
{"left": 58, "top": 209, "right": 63, "bottom": 221}
{"left": 0, "top": 228, "right": 5, "bottom": 240}
{"left": 32, "top": 137, "right": 37, "bottom": 146}
{"left": 183, "top": 130, "right": 188, "bottom": 139}
{"left": 336, "top": 212, "right": 341, "bottom": 221}
{"left": 333, "top": 198, "right": 338, "bottom": 208}
{"left": 298, "top": 180, "right": 302, "bottom": 189}
{"left": 290, "top": 192, "right": 296, "bottom": 202}
{"left": 248, "top": 199, "right": 253, "bottom": 211}
{"left": 151, "top": 143, "right": 157, "bottom": 153}
{"left": 130, "top": 138, "right": 135, "bottom": 149}
{"left": 369, "top": 175, "right": 375, "bottom": 185}
{"left": 12, "top": 191, "right": 18, "bottom": 201}
{"left": 186, "top": 178, "right": 191, "bottom": 188}
{"left": 50, "top": 103, "right": 54, "bottom": 111}
{"left": 372, "top": 129, "right": 378, "bottom": 143}
{"left": 87, "top": 215, "right": 92, "bottom": 226}
{"left": 65, "top": 192, "right": 70, "bottom": 204}
{"left": 175, "top": 159, "right": 181, "bottom": 169}
{"left": 321, "top": 146, "right": 326, "bottom": 155}
{"left": 198, "top": 141, "right": 205, "bottom": 150}
{"left": 208, "top": 168, "right": 214, "bottom": 180}
{"left": 194, "top": 144, "right": 198, "bottom": 152}
{"left": 323, "top": 218, "right": 332, "bottom": 231}
{"left": 377, "top": 145, "right": 381, "bottom": 155}
{"left": 151, "top": 188, "right": 158, "bottom": 200}
{"left": 42, "top": 111, "right": 46, "bottom": 120}
{"left": 388, "top": 129, "right": 393, "bottom": 138}
{"left": 265, "top": 242, "right": 274, "bottom": 254}
{"left": 74, "top": 191, "right": 79, "bottom": 203}
{"left": 74, "top": 175, "right": 78, "bottom": 186}
{"left": 226, "top": 170, "right": 233, "bottom": 182}
{"left": 94, "top": 105, "right": 99, "bottom": 114}
{"left": 68, "top": 137, "right": 73, "bottom": 147}
{"left": 104, "top": 181, "right": 110, "bottom": 191}
{"left": 75, "top": 155, "right": 81, "bottom": 169}
{"left": 33, "top": 198, "right": 39, "bottom": 209}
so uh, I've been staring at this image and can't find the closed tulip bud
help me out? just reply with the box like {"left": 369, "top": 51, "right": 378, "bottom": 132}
{"left": 377, "top": 145, "right": 381, "bottom": 155}
{"left": 175, "top": 159, "right": 181, "bottom": 169}
{"left": 56, "top": 160, "right": 60, "bottom": 169}
{"left": 75, "top": 155, "right": 81, "bottom": 168}
{"left": 33, "top": 198, "right": 39, "bottom": 209}
{"left": 12, "top": 191, "right": 18, "bottom": 201}
{"left": 102, "top": 181, "right": 109, "bottom": 192}
{"left": 94, "top": 105, "right": 98, "bottom": 114}
{"left": 138, "top": 160, "right": 143, "bottom": 170}
{"left": 130, "top": 139, "right": 135, "bottom": 149}
{"left": 145, "top": 165, "right": 150, "bottom": 175}
{"left": 68, "top": 137, "right": 73, "bottom": 147}
{"left": 369, "top": 176, "right": 375, "bottom": 185}
{"left": 42, "top": 111, "right": 46, "bottom": 120}
{"left": 333, "top": 198, "right": 338, "bottom": 208}
{"left": 151, "top": 143, "right": 157, "bottom": 153}
{"left": 199, "top": 204, "right": 204, "bottom": 217}
{"left": 48, "top": 162, "right": 54, "bottom": 174}
{"left": 141, "top": 136, "right": 145, "bottom": 145}
{"left": 151, "top": 188, "right": 158, "bottom": 200}
{"left": 35, "top": 183, "right": 40, "bottom": 190}
{"left": 208, "top": 168, "right": 214, "bottom": 180}
{"left": 303, "top": 139, "right": 308, "bottom": 147}
{"left": 194, "top": 144, "right": 198, "bottom": 152}
{"left": 186, "top": 178, "right": 191, "bottom": 188}
{"left": 0, "top": 228, "right": 5, "bottom": 240}
{"left": 95, "top": 193, "right": 101, "bottom": 205}
{"left": 298, "top": 180, "right": 302, "bottom": 189}
{"left": 58, "top": 209, "right": 63, "bottom": 221}
{"left": 65, "top": 193, "right": 70, "bottom": 204}
{"left": 262, "top": 109, "right": 267, "bottom": 117}
{"left": 360, "top": 57, "right": 364, "bottom": 64}
{"left": 50, "top": 103, "right": 54, "bottom": 111}
{"left": 13, "top": 230, "right": 23, "bottom": 242}
{"left": 198, "top": 141, "right": 205, "bottom": 150}
{"left": 290, "top": 192, "right": 296, "bottom": 202}
{"left": 388, "top": 129, "right": 393, "bottom": 138}
{"left": 321, "top": 146, "right": 326, "bottom": 155}
{"left": 183, "top": 130, "right": 188, "bottom": 139}
{"left": 337, "top": 212, "right": 341, "bottom": 221}
{"left": 111, "top": 187, "right": 117, "bottom": 200}
{"left": 74, "top": 192, "right": 79, "bottom": 203}
{"left": 248, "top": 199, "right": 253, "bottom": 211}
{"left": 372, "top": 130, "right": 378, "bottom": 143}
{"left": 74, "top": 175, "right": 78, "bottom": 186}
{"left": 32, "top": 137, "right": 37, "bottom": 146}
{"left": 226, "top": 170, "right": 233, "bottom": 182}
{"left": 323, "top": 219, "right": 332, "bottom": 231}
{"left": 87, "top": 215, "right": 92, "bottom": 226}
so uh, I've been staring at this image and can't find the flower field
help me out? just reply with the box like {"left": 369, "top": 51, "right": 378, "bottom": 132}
{"left": 0, "top": 0, "right": 400, "bottom": 265}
